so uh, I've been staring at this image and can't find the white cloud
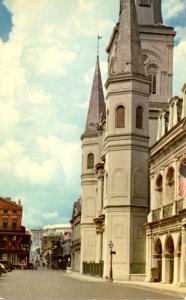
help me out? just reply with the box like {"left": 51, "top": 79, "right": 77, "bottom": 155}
{"left": 0, "top": 139, "right": 59, "bottom": 186}
{"left": 0, "top": 40, "right": 26, "bottom": 97}
{"left": 173, "top": 40, "right": 186, "bottom": 95}
{"left": 37, "top": 136, "right": 81, "bottom": 182}
{"left": 42, "top": 211, "right": 59, "bottom": 220}
{"left": 162, "top": 0, "right": 185, "bottom": 20}
{"left": 34, "top": 45, "right": 76, "bottom": 76}
{"left": 0, "top": 101, "right": 21, "bottom": 134}
{"left": 16, "top": 86, "right": 53, "bottom": 104}
{"left": 175, "top": 26, "right": 186, "bottom": 42}
{"left": 0, "top": 140, "right": 23, "bottom": 171}
{"left": 15, "top": 157, "right": 58, "bottom": 185}
{"left": 78, "top": 0, "right": 95, "bottom": 11}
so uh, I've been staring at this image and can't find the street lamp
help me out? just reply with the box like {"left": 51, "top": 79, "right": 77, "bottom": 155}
{"left": 109, "top": 240, "right": 116, "bottom": 281}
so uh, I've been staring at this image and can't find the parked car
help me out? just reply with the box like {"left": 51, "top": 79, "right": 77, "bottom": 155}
{"left": 0, "top": 261, "right": 15, "bottom": 271}
{"left": 0, "top": 262, "right": 7, "bottom": 273}
{"left": 1, "top": 262, "right": 11, "bottom": 272}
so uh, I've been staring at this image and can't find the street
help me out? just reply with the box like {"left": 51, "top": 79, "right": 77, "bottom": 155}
{"left": 0, "top": 268, "right": 183, "bottom": 300}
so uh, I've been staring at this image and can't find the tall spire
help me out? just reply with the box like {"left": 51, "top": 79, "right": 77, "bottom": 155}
{"left": 111, "top": 0, "right": 144, "bottom": 76}
{"left": 85, "top": 56, "right": 104, "bottom": 132}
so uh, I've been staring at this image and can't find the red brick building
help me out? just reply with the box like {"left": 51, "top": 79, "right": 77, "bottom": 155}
{"left": 0, "top": 197, "right": 31, "bottom": 267}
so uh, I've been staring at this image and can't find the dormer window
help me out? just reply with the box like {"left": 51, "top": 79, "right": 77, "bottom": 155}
{"left": 138, "top": 0, "right": 151, "bottom": 6}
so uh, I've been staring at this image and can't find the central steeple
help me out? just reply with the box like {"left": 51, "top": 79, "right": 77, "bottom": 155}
{"left": 111, "top": 0, "right": 144, "bottom": 76}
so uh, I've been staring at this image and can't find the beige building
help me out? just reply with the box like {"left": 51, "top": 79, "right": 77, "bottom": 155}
{"left": 146, "top": 85, "right": 186, "bottom": 285}
{"left": 70, "top": 199, "right": 81, "bottom": 272}
{"left": 77, "top": 0, "right": 186, "bottom": 284}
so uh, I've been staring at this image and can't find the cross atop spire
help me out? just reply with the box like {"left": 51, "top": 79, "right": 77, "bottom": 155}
{"left": 111, "top": 0, "right": 144, "bottom": 76}
{"left": 97, "top": 35, "right": 102, "bottom": 57}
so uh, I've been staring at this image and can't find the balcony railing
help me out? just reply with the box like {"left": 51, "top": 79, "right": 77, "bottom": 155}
{"left": 163, "top": 203, "right": 173, "bottom": 219}
{"left": 152, "top": 199, "right": 184, "bottom": 222}
{"left": 152, "top": 208, "right": 161, "bottom": 222}
{"left": 176, "top": 199, "right": 183, "bottom": 213}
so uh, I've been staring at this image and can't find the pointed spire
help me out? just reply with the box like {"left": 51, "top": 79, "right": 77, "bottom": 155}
{"left": 85, "top": 56, "right": 105, "bottom": 132}
{"left": 111, "top": 0, "right": 144, "bottom": 76}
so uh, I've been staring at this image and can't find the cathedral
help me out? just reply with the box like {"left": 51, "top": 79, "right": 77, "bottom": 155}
{"left": 70, "top": 0, "right": 186, "bottom": 285}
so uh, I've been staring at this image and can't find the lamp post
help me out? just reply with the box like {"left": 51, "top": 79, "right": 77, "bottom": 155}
{"left": 109, "top": 240, "right": 116, "bottom": 281}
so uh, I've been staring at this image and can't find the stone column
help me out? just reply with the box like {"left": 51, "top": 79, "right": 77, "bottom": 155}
{"left": 96, "top": 231, "right": 102, "bottom": 262}
{"left": 180, "top": 218, "right": 186, "bottom": 286}
{"left": 97, "top": 168, "right": 104, "bottom": 216}
{"left": 173, "top": 100, "right": 178, "bottom": 126}
{"left": 150, "top": 175, "right": 155, "bottom": 211}
{"left": 145, "top": 233, "right": 153, "bottom": 281}
{"left": 161, "top": 253, "right": 169, "bottom": 283}
{"left": 173, "top": 252, "right": 180, "bottom": 284}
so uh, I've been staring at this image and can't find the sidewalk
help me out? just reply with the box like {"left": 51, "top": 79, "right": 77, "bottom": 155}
{"left": 65, "top": 271, "right": 186, "bottom": 299}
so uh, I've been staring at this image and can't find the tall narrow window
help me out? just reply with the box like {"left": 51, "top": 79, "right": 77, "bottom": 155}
{"left": 12, "top": 218, "right": 17, "bottom": 230}
{"left": 87, "top": 153, "right": 94, "bottom": 169}
{"left": 3, "top": 218, "right": 8, "bottom": 230}
{"left": 147, "top": 65, "right": 158, "bottom": 95}
{"left": 136, "top": 106, "right": 143, "bottom": 129}
{"left": 115, "top": 105, "right": 125, "bottom": 128}
{"left": 166, "top": 167, "right": 175, "bottom": 204}
{"left": 155, "top": 174, "right": 163, "bottom": 207}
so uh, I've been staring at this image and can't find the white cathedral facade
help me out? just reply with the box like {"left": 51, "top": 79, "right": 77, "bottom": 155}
{"left": 71, "top": 0, "right": 186, "bottom": 285}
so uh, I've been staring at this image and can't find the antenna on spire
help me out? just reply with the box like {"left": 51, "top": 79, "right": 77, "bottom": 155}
{"left": 97, "top": 35, "right": 102, "bottom": 57}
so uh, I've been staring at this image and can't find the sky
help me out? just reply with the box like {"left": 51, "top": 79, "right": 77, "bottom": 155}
{"left": 0, "top": 0, "right": 185, "bottom": 229}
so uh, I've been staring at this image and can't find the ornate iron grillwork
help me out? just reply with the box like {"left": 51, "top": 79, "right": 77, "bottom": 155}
{"left": 152, "top": 208, "right": 161, "bottom": 221}
{"left": 163, "top": 203, "right": 173, "bottom": 218}
{"left": 176, "top": 199, "right": 183, "bottom": 213}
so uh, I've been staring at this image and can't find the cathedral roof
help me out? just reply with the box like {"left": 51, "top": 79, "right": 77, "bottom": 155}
{"left": 85, "top": 56, "right": 105, "bottom": 133}
{"left": 111, "top": 0, "right": 144, "bottom": 76}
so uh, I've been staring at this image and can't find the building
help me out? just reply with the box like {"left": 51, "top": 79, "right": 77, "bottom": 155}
{"left": 28, "top": 228, "right": 43, "bottom": 263}
{"left": 41, "top": 223, "right": 71, "bottom": 267}
{"left": 0, "top": 197, "right": 31, "bottom": 267}
{"left": 79, "top": 0, "right": 177, "bottom": 281}
{"left": 43, "top": 224, "right": 71, "bottom": 236}
{"left": 145, "top": 84, "right": 186, "bottom": 285}
{"left": 70, "top": 198, "right": 81, "bottom": 272}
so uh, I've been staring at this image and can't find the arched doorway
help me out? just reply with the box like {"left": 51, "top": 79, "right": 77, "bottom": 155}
{"left": 153, "top": 238, "right": 162, "bottom": 282}
{"left": 165, "top": 235, "right": 174, "bottom": 283}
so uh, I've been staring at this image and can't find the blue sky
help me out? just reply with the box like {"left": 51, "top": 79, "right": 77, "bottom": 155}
{"left": 0, "top": 0, "right": 185, "bottom": 229}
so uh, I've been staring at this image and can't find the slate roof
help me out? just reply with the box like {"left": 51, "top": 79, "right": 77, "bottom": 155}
{"left": 85, "top": 56, "right": 105, "bottom": 133}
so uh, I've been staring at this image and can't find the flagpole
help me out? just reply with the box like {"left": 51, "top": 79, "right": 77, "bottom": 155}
{"left": 97, "top": 35, "right": 102, "bottom": 57}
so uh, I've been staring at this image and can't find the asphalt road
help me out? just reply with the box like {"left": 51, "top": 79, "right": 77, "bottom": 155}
{"left": 0, "top": 268, "right": 183, "bottom": 300}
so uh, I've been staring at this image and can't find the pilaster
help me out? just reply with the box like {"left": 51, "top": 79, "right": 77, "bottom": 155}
{"left": 180, "top": 218, "right": 186, "bottom": 286}
{"left": 161, "top": 252, "right": 169, "bottom": 283}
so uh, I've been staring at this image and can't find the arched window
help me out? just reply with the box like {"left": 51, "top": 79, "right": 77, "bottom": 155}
{"left": 136, "top": 106, "right": 143, "bottom": 129}
{"left": 87, "top": 153, "right": 94, "bottom": 169}
{"left": 166, "top": 167, "right": 175, "bottom": 203}
{"left": 115, "top": 105, "right": 125, "bottom": 128}
{"left": 155, "top": 174, "right": 163, "bottom": 207}
{"left": 147, "top": 65, "right": 158, "bottom": 95}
